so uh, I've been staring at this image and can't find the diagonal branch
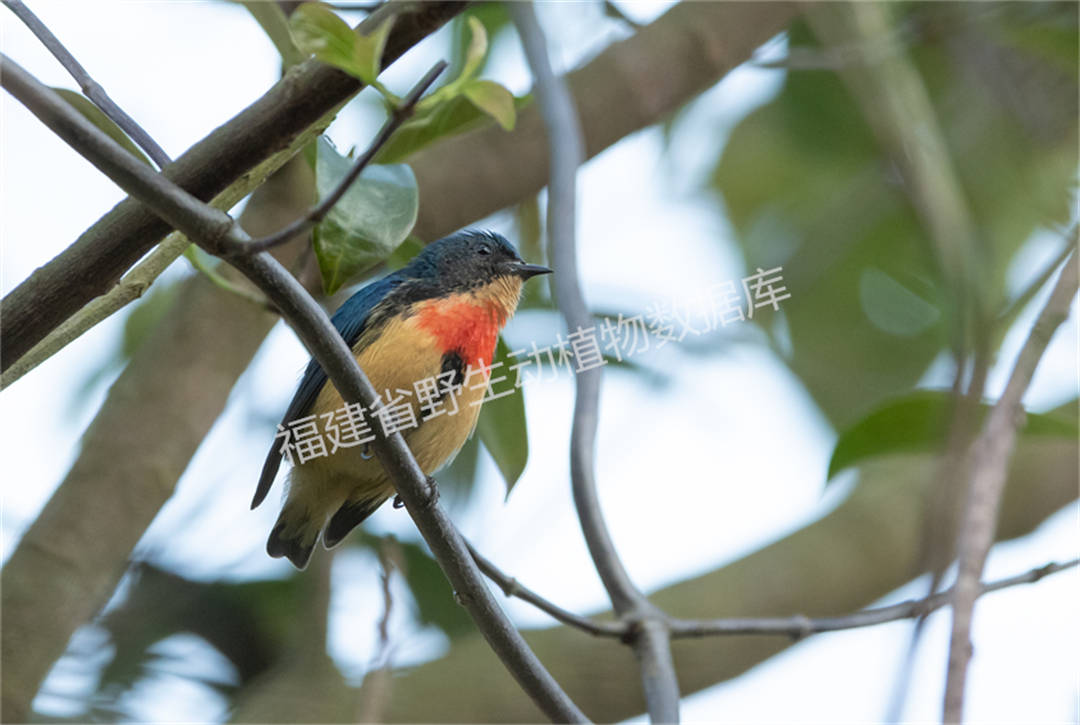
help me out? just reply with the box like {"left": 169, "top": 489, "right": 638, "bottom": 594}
{"left": 943, "top": 242, "right": 1078, "bottom": 722}
{"left": 2, "top": 1, "right": 798, "bottom": 382}
{"left": 1, "top": 0, "right": 465, "bottom": 372}
{"left": 242, "top": 61, "right": 445, "bottom": 254}
{"left": 0, "top": 53, "right": 587, "bottom": 724}
{"left": 2, "top": 0, "right": 171, "bottom": 168}
{"left": 0, "top": 6, "right": 797, "bottom": 720}
{"left": 509, "top": 3, "right": 680, "bottom": 722}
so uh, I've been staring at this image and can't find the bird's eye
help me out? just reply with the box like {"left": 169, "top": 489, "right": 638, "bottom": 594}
{"left": 477, "top": 244, "right": 492, "bottom": 256}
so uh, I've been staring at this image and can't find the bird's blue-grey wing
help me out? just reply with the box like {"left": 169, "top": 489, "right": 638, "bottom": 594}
{"left": 252, "top": 275, "right": 400, "bottom": 509}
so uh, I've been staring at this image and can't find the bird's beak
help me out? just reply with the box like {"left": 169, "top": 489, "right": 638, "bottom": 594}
{"left": 507, "top": 261, "right": 553, "bottom": 279}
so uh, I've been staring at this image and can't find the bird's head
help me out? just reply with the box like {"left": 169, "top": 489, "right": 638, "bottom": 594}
{"left": 389, "top": 229, "right": 550, "bottom": 345}
{"left": 403, "top": 229, "right": 551, "bottom": 292}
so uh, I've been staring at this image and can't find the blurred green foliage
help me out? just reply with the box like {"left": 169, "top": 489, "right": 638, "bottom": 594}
{"left": 827, "top": 390, "right": 1079, "bottom": 480}
{"left": 57, "top": 3, "right": 1078, "bottom": 719}
{"left": 713, "top": 5, "right": 1077, "bottom": 427}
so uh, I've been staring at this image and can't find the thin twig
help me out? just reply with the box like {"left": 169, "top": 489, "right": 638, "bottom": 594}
{"left": 887, "top": 342, "right": 989, "bottom": 722}
{"left": 0, "top": 53, "right": 588, "bottom": 724}
{"left": 357, "top": 537, "right": 399, "bottom": 722}
{"left": 1, "top": 1, "right": 464, "bottom": 373}
{"left": 509, "top": 4, "right": 681, "bottom": 722}
{"left": 996, "top": 233, "right": 1078, "bottom": 328}
{"left": 471, "top": 534, "right": 1077, "bottom": 642}
{"left": 2, "top": 0, "right": 171, "bottom": 169}
{"left": 943, "top": 242, "right": 1078, "bottom": 722}
{"left": 467, "top": 542, "right": 625, "bottom": 638}
{"left": 240, "top": 61, "right": 446, "bottom": 254}
{"left": 1, "top": 100, "right": 336, "bottom": 391}
{"left": 327, "top": 2, "right": 383, "bottom": 12}
{"left": 667, "top": 559, "right": 1078, "bottom": 639}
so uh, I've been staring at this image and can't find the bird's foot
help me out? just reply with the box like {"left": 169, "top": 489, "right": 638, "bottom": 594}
{"left": 393, "top": 478, "right": 439, "bottom": 510}
{"left": 423, "top": 476, "right": 440, "bottom": 509}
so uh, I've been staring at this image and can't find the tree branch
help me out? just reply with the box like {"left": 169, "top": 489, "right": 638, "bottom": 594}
{"left": 2, "top": 1, "right": 798, "bottom": 381}
{"left": 1, "top": 0, "right": 466, "bottom": 372}
{"left": 1, "top": 6, "right": 795, "bottom": 719}
{"left": 242, "top": 61, "right": 446, "bottom": 254}
{"left": 2, "top": 0, "right": 171, "bottom": 168}
{"left": 382, "top": 444, "right": 1077, "bottom": 721}
{"left": 1, "top": 159, "right": 309, "bottom": 725}
{"left": 410, "top": 1, "right": 799, "bottom": 240}
{"left": 1, "top": 101, "right": 329, "bottom": 389}
{"left": 472, "top": 538, "right": 1077, "bottom": 641}
{"left": 1, "top": 234, "right": 187, "bottom": 389}
{"left": 1, "top": 54, "right": 586, "bottom": 724}
{"left": 509, "top": 4, "right": 679, "bottom": 722}
{"left": 667, "top": 559, "right": 1078, "bottom": 638}
{"left": 943, "top": 244, "right": 1078, "bottom": 722}
{"left": 468, "top": 542, "right": 625, "bottom": 638}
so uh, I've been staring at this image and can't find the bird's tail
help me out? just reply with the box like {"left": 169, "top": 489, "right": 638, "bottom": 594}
{"left": 266, "top": 501, "right": 323, "bottom": 570}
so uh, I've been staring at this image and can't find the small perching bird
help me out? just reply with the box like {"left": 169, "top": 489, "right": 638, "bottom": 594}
{"left": 252, "top": 230, "right": 551, "bottom": 569}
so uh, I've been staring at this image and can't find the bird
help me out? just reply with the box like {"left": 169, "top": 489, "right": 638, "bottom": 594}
{"left": 252, "top": 229, "right": 551, "bottom": 569}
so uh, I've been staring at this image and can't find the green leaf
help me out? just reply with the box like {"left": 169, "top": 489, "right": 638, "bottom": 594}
{"left": 351, "top": 16, "right": 394, "bottom": 85}
{"left": 463, "top": 79, "right": 516, "bottom": 131}
{"left": 477, "top": 337, "right": 529, "bottom": 494}
{"left": 289, "top": 3, "right": 392, "bottom": 83}
{"left": 375, "top": 93, "right": 531, "bottom": 165}
{"left": 53, "top": 88, "right": 152, "bottom": 167}
{"left": 290, "top": 3, "right": 364, "bottom": 78}
{"left": 242, "top": 1, "right": 305, "bottom": 68}
{"left": 447, "top": 6, "right": 509, "bottom": 85}
{"left": 827, "top": 391, "right": 1079, "bottom": 480}
{"left": 313, "top": 136, "right": 418, "bottom": 294}
{"left": 396, "top": 539, "right": 474, "bottom": 637}
{"left": 460, "top": 16, "right": 488, "bottom": 83}
{"left": 711, "top": 8, "right": 1077, "bottom": 428}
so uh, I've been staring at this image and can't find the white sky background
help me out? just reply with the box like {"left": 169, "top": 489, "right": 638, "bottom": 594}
{"left": 1, "top": 1, "right": 1078, "bottom": 723}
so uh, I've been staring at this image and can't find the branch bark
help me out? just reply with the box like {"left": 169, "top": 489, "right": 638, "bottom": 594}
{"left": 943, "top": 248, "right": 1078, "bottom": 722}
{"left": 2, "top": 0, "right": 172, "bottom": 167}
{"left": 1, "top": 0, "right": 466, "bottom": 371}
{"left": 1, "top": 54, "right": 586, "bottom": 724}
{"left": 1, "top": 3, "right": 798, "bottom": 717}
{"left": 379, "top": 438, "right": 1078, "bottom": 722}
{"left": 510, "top": 3, "right": 679, "bottom": 721}
{"left": 0, "top": 160, "right": 313, "bottom": 725}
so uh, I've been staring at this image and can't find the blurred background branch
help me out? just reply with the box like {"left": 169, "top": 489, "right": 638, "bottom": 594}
{"left": 0, "top": 0, "right": 465, "bottom": 371}
{"left": 3, "top": 1, "right": 1076, "bottom": 722}
{"left": 1, "top": 50, "right": 587, "bottom": 724}
{"left": 510, "top": 2, "right": 680, "bottom": 720}
{"left": 1, "top": 0, "right": 171, "bottom": 168}
{"left": 944, "top": 244, "right": 1077, "bottom": 721}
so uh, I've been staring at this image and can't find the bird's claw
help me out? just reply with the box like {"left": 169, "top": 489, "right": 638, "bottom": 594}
{"left": 423, "top": 476, "right": 440, "bottom": 509}
{"left": 393, "top": 478, "right": 438, "bottom": 510}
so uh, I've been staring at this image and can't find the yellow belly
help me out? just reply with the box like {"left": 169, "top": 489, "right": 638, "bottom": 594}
{"left": 285, "top": 314, "right": 484, "bottom": 524}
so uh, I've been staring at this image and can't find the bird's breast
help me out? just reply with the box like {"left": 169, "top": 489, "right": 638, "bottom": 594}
{"left": 412, "top": 293, "right": 507, "bottom": 369}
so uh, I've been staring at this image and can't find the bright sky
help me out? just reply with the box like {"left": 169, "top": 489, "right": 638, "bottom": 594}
{"left": 2, "top": 2, "right": 1077, "bottom": 723}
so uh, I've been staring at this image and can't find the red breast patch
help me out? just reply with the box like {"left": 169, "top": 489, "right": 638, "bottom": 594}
{"left": 414, "top": 296, "right": 503, "bottom": 371}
